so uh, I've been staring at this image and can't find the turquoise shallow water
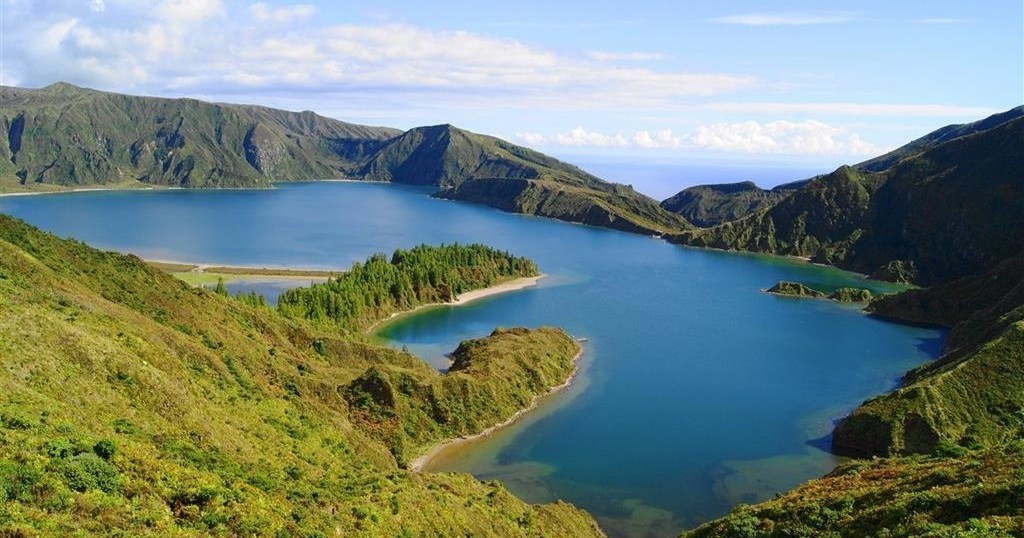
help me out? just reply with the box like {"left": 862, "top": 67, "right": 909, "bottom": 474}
{"left": 0, "top": 182, "right": 942, "bottom": 537}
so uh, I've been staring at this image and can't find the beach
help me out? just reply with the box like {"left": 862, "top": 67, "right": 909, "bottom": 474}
{"left": 365, "top": 274, "right": 545, "bottom": 334}
{"left": 409, "top": 344, "right": 584, "bottom": 473}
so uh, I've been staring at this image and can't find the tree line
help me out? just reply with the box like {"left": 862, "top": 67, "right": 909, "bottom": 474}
{"left": 275, "top": 243, "right": 537, "bottom": 331}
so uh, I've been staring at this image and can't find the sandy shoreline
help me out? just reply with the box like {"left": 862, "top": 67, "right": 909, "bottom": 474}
{"left": 145, "top": 258, "right": 340, "bottom": 276}
{"left": 409, "top": 344, "right": 584, "bottom": 473}
{"left": 0, "top": 185, "right": 178, "bottom": 198}
{"left": 365, "top": 274, "right": 544, "bottom": 334}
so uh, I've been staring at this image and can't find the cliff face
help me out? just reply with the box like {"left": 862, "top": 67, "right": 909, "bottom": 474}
{"left": 670, "top": 116, "right": 1024, "bottom": 285}
{"left": 661, "top": 106, "right": 1024, "bottom": 232}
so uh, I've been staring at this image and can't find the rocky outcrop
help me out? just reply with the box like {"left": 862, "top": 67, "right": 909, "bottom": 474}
{"left": 765, "top": 281, "right": 826, "bottom": 298}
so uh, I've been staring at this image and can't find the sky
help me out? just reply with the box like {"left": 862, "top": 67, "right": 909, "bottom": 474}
{"left": 0, "top": 0, "right": 1021, "bottom": 181}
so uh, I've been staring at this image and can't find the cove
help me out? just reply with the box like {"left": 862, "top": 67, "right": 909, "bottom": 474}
{"left": 0, "top": 182, "right": 943, "bottom": 537}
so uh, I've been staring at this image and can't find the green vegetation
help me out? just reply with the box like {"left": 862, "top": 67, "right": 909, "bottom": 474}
{"left": 679, "top": 110, "right": 1024, "bottom": 537}
{"left": 670, "top": 113, "right": 1024, "bottom": 285}
{"left": 277, "top": 243, "right": 538, "bottom": 332}
{"left": 660, "top": 181, "right": 798, "bottom": 228}
{"left": 360, "top": 123, "right": 689, "bottom": 234}
{"left": 832, "top": 254, "right": 1024, "bottom": 458}
{"left": 0, "top": 213, "right": 602, "bottom": 537}
{"left": 1, "top": 84, "right": 690, "bottom": 236}
{"left": 346, "top": 326, "right": 580, "bottom": 465}
{"left": 437, "top": 176, "right": 689, "bottom": 235}
{"left": 828, "top": 287, "right": 873, "bottom": 303}
{"left": 0, "top": 83, "right": 398, "bottom": 189}
{"left": 855, "top": 105, "right": 1024, "bottom": 172}
{"left": 681, "top": 442, "right": 1024, "bottom": 538}
{"left": 765, "top": 281, "right": 826, "bottom": 298}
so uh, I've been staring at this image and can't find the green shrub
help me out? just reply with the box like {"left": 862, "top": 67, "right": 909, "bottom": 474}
{"left": 93, "top": 439, "right": 116, "bottom": 460}
{"left": 59, "top": 453, "right": 121, "bottom": 493}
{"left": 0, "top": 461, "right": 42, "bottom": 502}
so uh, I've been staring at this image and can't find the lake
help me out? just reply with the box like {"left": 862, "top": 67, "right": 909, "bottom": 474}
{"left": 0, "top": 182, "right": 942, "bottom": 537}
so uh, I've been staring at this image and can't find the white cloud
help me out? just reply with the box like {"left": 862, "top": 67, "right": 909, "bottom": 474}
{"left": 249, "top": 3, "right": 316, "bottom": 23}
{"left": 633, "top": 129, "right": 682, "bottom": 148}
{"left": 705, "top": 102, "right": 996, "bottom": 117}
{"left": 158, "top": 0, "right": 224, "bottom": 22}
{"left": 912, "top": 17, "right": 969, "bottom": 24}
{"left": 587, "top": 51, "right": 668, "bottom": 62}
{"left": 515, "top": 121, "right": 881, "bottom": 156}
{"left": 89, "top": 0, "right": 106, "bottom": 12}
{"left": 0, "top": 3, "right": 754, "bottom": 109}
{"left": 516, "top": 127, "right": 629, "bottom": 147}
{"left": 712, "top": 12, "right": 856, "bottom": 26}
{"left": 689, "top": 120, "right": 882, "bottom": 155}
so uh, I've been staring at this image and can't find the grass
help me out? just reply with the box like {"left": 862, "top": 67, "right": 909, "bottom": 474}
{"left": 681, "top": 442, "right": 1024, "bottom": 538}
{"left": 0, "top": 213, "right": 603, "bottom": 537}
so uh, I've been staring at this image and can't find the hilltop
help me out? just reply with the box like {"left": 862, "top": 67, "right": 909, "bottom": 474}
{"left": 0, "top": 83, "right": 689, "bottom": 235}
{"left": 659, "top": 107, "right": 1024, "bottom": 232}
{"left": 659, "top": 180, "right": 804, "bottom": 227}
{"left": 669, "top": 113, "right": 1024, "bottom": 285}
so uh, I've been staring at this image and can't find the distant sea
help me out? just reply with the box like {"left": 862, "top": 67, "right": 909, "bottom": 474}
{"left": 568, "top": 157, "right": 836, "bottom": 201}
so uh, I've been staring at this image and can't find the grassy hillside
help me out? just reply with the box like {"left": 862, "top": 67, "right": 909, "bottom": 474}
{"left": 362, "top": 124, "right": 690, "bottom": 235}
{"left": 659, "top": 181, "right": 795, "bottom": 227}
{"left": 345, "top": 326, "right": 580, "bottom": 465}
{"left": 0, "top": 213, "right": 602, "bottom": 537}
{"left": 674, "top": 109, "right": 1024, "bottom": 536}
{"left": 661, "top": 106, "right": 1023, "bottom": 232}
{"left": 682, "top": 442, "right": 1024, "bottom": 538}
{"left": 0, "top": 83, "right": 398, "bottom": 189}
{"left": 829, "top": 254, "right": 1024, "bottom": 458}
{"left": 436, "top": 177, "right": 690, "bottom": 235}
{"left": 670, "top": 116, "right": 1024, "bottom": 285}
{"left": 856, "top": 106, "right": 1024, "bottom": 172}
{"left": 1, "top": 84, "right": 692, "bottom": 236}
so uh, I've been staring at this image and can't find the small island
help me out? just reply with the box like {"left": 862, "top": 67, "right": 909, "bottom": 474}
{"left": 766, "top": 281, "right": 874, "bottom": 303}
{"left": 765, "top": 281, "right": 826, "bottom": 298}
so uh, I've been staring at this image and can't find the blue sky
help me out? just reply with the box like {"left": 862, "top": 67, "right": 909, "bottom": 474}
{"left": 1, "top": 0, "right": 1020, "bottom": 171}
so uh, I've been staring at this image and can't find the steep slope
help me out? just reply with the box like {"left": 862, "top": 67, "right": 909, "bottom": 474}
{"left": 857, "top": 105, "right": 1024, "bottom": 172}
{"left": 685, "top": 266, "right": 1024, "bottom": 535}
{"left": 675, "top": 110, "right": 1024, "bottom": 536}
{"left": 670, "top": 115, "right": 1024, "bottom": 285}
{"left": 662, "top": 107, "right": 1023, "bottom": 230}
{"left": 361, "top": 124, "right": 690, "bottom": 234}
{"left": 830, "top": 254, "right": 1024, "bottom": 458}
{"left": 682, "top": 443, "right": 1024, "bottom": 538}
{"left": 0, "top": 84, "right": 691, "bottom": 235}
{"left": 437, "top": 177, "right": 690, "bottom": 234}
{"left": 0, "top": 83, "right": 399, "bottom": 189}
{"left": 659, "top": 181, "right": 796, "bottom": 227}
{"left": 0, "top": 214, "right": 602, "bottom": 536}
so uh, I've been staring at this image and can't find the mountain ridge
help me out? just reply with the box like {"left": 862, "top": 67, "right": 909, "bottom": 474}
{"left": 0, "top": 82, "right": 691, "bottom": 235}
{"left": 668, "top": 113, "right": 1024, "bottom": 285}
{"left": 660, "top": 106, "right": 1024, "bottom": 230}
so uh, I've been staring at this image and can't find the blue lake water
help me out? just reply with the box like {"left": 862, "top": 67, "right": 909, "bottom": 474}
{"left": 0, "top": 182, "right": 942, "bottom": 537}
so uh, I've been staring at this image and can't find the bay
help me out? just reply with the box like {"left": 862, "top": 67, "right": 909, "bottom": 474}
{"left": 0, "top": 182, "right": 941, "bottom": 536}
